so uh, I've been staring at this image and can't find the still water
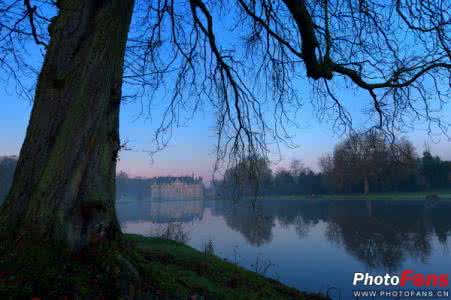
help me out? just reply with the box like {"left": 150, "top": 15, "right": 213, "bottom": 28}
{"left": 116, "top": 197, "right": 451, "bottom": 299}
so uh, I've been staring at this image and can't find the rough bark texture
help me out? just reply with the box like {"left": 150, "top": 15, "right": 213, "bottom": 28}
{"left": 0, "top": 0, "right": 135, "bottom": 251}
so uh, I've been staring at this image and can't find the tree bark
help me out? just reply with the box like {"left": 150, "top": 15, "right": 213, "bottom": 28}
{"left": 0, "top": 0, "right": 135, "bottom": 251}
{"left": 364, "top": 175, "right": 370, "bottom": 195}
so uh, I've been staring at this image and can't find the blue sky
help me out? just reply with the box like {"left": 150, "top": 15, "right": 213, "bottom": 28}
{"left": 0, "top": 4, "right": 450, "bottom": 181}
{"left": 2, "top": 82, "right": 450, "bottom": 182}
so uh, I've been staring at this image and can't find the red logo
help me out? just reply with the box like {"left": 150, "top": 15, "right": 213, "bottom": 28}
{"left": 400, "top": 270, "right": 449, "bottom": 287}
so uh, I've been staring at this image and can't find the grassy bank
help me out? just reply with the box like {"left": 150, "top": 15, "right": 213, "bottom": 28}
{"left": 250, "top": 190, "right": 451, "bottom": 201}
{"left": 0, "top": 234, "right": 327, "bottom": 300}
{"left": 127, "top": 234, "right": 327, "bottom": 299}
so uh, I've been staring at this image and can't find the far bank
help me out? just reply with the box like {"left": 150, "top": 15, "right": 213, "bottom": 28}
{"left": 242, "top": 191, "right": 451, "bottom": 202}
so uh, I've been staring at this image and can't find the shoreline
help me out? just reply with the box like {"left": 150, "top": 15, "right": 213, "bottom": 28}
{"left": 126, "top": 234, "right": 329, "bottom": 299}
{"left": 116, "top": 191, "right": 451, "bottom": 203}
{"left": 241, "top": 191, "right": 451, "bottom": 202}
{"left": 0, "top": 233, "right": 328, "bottom": 299}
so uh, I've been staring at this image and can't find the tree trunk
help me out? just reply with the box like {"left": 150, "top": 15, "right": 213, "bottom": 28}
{"left": 0, "top": 0, "right": 135, "bottom": 251}
{"left": 363, "top": 175, "right": 370, "bottom": 195}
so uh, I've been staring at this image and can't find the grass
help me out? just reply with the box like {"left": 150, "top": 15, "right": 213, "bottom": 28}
{"left": 0, "top": 234, "right": 328, "bottom": 300}
{"left": 127, "top": 234, "right": 327, "bottom": 300}
{"left": 250, "top": 190, "right": 451, "bottom": 201}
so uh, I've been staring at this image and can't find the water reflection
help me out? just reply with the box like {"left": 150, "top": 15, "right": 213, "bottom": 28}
{"left": 213, "top": 201, "right": 275, "bottom": 246}
{"left": 116, "top": 197, "right": 451, "bottom": 298}
{"left": 117, "top": 197, "right": 451, "bottom": 272}
{"left": 213, "top": 199, "right": 451, "bottom": 270}
{"left": 117, "top": 199, "right": 204, "bottom": 223}
{"left": 325, "top": 201, "right": 432, "bottom": 270}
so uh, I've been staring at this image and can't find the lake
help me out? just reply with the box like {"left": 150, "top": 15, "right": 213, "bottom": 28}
{"left": 116, "top": 197, "right": 451, "bottom": 299}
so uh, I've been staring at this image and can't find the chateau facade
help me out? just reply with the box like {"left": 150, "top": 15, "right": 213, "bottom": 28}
{"left": 151, "top": 177, "right": 204, "bottom": 200}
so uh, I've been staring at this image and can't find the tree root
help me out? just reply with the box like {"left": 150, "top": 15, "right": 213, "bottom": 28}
{"left": 0, "top": 234, "right": 147, "bottom": 299}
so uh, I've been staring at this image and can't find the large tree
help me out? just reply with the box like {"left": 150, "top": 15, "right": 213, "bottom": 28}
{"left": 0, "top": 0, "right": 135, "bottom": 251}
{"left": 331, "top": 130, "right": 417, "bottom": 194}
{"left": 0, "top": 0, "right": 449, "bottom": 292}
{"left": 220, "top": 156, "right": 273, "bottom": 197}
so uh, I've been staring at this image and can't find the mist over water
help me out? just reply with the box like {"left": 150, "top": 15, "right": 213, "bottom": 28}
{"left": 116, "top": 195, "right": 451, "bottom": 299}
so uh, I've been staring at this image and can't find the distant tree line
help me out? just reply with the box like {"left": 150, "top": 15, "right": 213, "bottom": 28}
{"left": 116, "top": 172, "right": 152, "bottom": 201}
{"left": 0, "top": 156, "right": 17, "bottom": 204}
{"left": 319, "top": 131, "right": 450, "bottom": 194}
{"left": 215, "top": 131, "right": 451, "bottom": 197}
{"left": 2, "top": 133, "right": 450, "bottom": 203}
{"left": 1, "top": 164, "right": 204, "bottom": 204}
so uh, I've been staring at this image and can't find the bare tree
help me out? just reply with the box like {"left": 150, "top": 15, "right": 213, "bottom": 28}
{"left": 333, "top": 130, "right": 387, "bottom": 194}
{"left": 331, "top": 130, "right": 418, "bottom": 194}
{"left": 0, "top": 0, "right": 449, "bottom": 295}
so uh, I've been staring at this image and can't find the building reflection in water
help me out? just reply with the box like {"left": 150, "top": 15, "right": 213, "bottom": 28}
{"left": 117, "top": 196, "right": 451, "bottom": 271}
{"left": 117, "top": 198, "right": 204, "bottom": 224}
